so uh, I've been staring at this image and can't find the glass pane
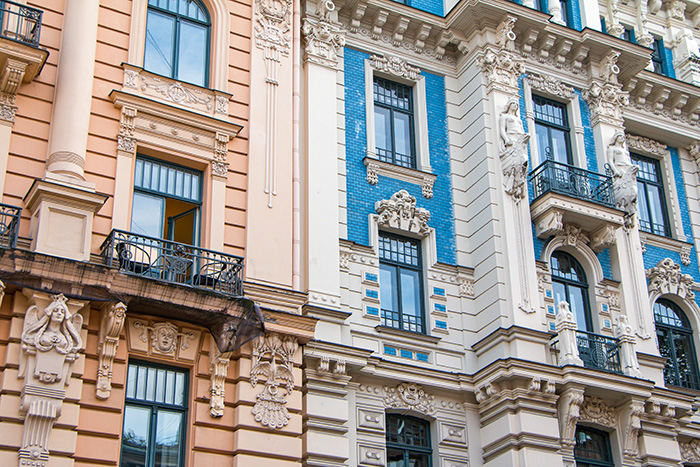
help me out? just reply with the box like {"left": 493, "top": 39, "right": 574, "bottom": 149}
{"left": 394, "top": 112, "right": 411, "bottom": 157}
{"left": 552, "top": 281, "right": 567, "bottom": 314}
{"left": 637, "top": 182, "right": 651, "bottom": 231}
{"left": 156, "top": 369, "right": 166, "bottom": 403}
{"left": 408, "top": 453, "right": 430, "bottom": 467}
{"left": 550, "top": 129, "right": 569, "bottom": 164}
{"left": 136, "top": 366, "right": 148, "bottom": 400}
{"left": 121, "top": 406, "right": 151, "bottom": 467}
{"left": 177, "top": 21, "right": 207, "bottom": 86}
{"left": 535, "top": 124, "right": 550, "bottom": 163}
{"left": 132, "top": 192, "right": 165, "bottom": 238}
{"left": 126, "top": 364, "right": 137, "bottom": 399}
{"left": 387, "top": 448, "right": 405, "bottom": 467}
{"left": 146, "top": 367, "right": 157, "bottom": 402}
{"left": 375, "top": 106, "right": 392, "bottom": 153}
{"left": 380, "top": 264, "right": 398, "bottom": 312}
{"left": 144, "top": 10, "right": 175, "bottom": 78}
{"left": 154, "top": 410, "right": 183, "bottom": 467}
{"left": 165, "top": 371, "right": 175, "bottom": 405}
{"left": 568, "top": 285, "right": 590, "bottom": 332}
{"left": 647, "top": 186, "right": 667, "bottom": 234}
{"left": 400, "top": 269, "right": 421, "bottom": 317}
{"left": 174, "top": 372, "right": 185, "bottom": 406}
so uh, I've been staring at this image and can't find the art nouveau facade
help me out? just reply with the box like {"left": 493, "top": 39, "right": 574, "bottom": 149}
{"left": 299, "top": 0, "right": 700, "bottom": 465}
{"left": 0, "top": 0, "right": 315, "bottom": 466}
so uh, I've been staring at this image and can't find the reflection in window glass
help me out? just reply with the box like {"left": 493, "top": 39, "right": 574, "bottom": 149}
{"left": 632, "top": 154, "right": 669, "bottom": 237}
{"left": 379, "top": 234, "right": 424, "bottom": 333}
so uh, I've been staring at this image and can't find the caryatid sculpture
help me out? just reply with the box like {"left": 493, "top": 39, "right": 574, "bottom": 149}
{"left": 607, "top": 132, "right": 638, "bottom": 222}
{"left": 499, "top": 99, "right": 530, "bottom": 201}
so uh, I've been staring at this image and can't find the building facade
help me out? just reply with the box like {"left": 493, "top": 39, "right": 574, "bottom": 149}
{"left": 3, "top": 0, "right": 700, "bottom": 466}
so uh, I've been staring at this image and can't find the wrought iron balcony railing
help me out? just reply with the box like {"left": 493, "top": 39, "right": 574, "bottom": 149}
{"left": 101, "top": 229, "right": 244, "bottom": 296}
{"left": 0, "top": 202, "right": 21, "bottom": 248}
{"left": 0, "top": 1, "right": 42, "bottom": 46}
{"left": 576, "top": 330, "right": 622, "bottom": 374}
{"left": 529, "top": 160, "right": 616, "bottom": 208}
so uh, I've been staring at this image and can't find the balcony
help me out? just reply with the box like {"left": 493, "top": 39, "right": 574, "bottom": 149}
{"left": 576, "top": 330, "right": 621, "bottom": 374}
{"left": 0, "top": 202, "right": 20, "bottom": 248}
{"left": 0, "top": 1, "right": 48, "bottom": 95}
{"left": 0, "top": 1, "right": 42, "bottom": 46}
{"left": 101, "top": 229, "right": 244, "bottom": 296}
{"left": 529, "top": 161, "right": 625, "bottom": 243}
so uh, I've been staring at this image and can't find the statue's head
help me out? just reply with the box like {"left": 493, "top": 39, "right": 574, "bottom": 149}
{"left": 45, "top": 294, "right": 69, "bottom": 324}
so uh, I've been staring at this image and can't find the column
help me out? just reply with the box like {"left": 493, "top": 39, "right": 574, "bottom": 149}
{"left": 302, "top": 0, "right": 345, "bottom": 310}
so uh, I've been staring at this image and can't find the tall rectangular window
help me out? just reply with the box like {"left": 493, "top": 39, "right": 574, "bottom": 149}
{"left": 632, "top": 154, "right": 670, "bottom": 236}
{"left": 651, "top": 38, "right": 668, "bottom": 76}
{"left": 574, "top": 426, "right": 614, "bottom": 467}
{"left": 533, "top": 96, "right": 572, "bottom": 165}
{"left": 120, "top": 362, "right": 188, "bottom": 467}
{"left": 386, "top": 415, "right": 432, "bottom": 466}
{"left": 374, "top": 77, "right": 415, "bottom": 169}
{"left": 132, "top": 157, "right": 202, "bottom": 246}
{"left": 379, "top": 234, "right": 424, "bottom": 333}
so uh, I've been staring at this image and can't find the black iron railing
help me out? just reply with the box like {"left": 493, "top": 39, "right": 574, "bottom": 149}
{"left": 101, "top": 229, "right": 244, "bottom": 296}
{"left": 529, "top": 160, "right": 616, "bottom": 208}
{"left": 0, "top": 202, "right": 20, "bottom": 248}
{"left": 576, "top": 330, "right": 621, "bottom": 374}
{"left": 0, "top": 1, "right": 42, "bottom": 46}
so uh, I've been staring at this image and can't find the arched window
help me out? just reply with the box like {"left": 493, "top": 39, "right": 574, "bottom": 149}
{"left": 654, "top": 299, "right": 700, "bottom": 390}
{"left": 551, "top": 251, "right": 592, "bottom": 331}
{"left": 574, "top": 425, "right": 614, "bottom": 467}
{"left": 144, "top": 0, "right": 210, "bottom": 87}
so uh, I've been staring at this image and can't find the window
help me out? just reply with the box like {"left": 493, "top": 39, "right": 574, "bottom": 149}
{"left": 559, "top": 0, "right": 570, "bottom": 26}
{"left": 145, "top": 0, "right": 210, "bottom": 87}
{"left": 631, "top": 154, "right": 670, "bottom": 237}
{"left": 132, "top": 157, "right": 202, "bottom": 245}
{"left": 654, "top": 299, "right": 700, "bottom": 390}
{"left": 551, "top": 251, "right": 591, "bottom": 332}
{"left": 651, "top": 38, "right": 670, "bottom": 76}
{"left": 574, "top": 426, "right": 614, "bottom": 467}
{"left": 379, "top": 234, "right": 424, "bottom": 333}
{"left": 386, "top": 414, "right": 432, "bottom": 467}
{"left": 534, "top": 96, "right": 572, "bottom": 165}
{"left": 621, "top": 26, "right": 636, "bottom": 43}
{"left": 374, "top": 77, "right": 415, "bottom": 169}
{"left": 120, "top": 362, "right": 188, "bottom": 467}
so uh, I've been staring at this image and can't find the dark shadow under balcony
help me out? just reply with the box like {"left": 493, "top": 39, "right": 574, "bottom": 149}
{"left": 101, "top": 229, "right": 244, "bottom": 296}
{"left": 576, "top": 330, "right": 622, "bottom": 374}
{"left": 529, "top": 160, "right": 616, "bottom": 208}
{"left": 0, "top": 1, "right": 42, "bottom": 47}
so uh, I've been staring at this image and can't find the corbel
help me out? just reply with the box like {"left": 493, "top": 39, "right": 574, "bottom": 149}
{"left": 554, "top": 39, "right": 573, "bottom": 65}
{"left": 209, "top": 346, "right": 232, "bottom": 417}
{"left": 392, "top": 16, "right": 410, "bottom": 47}
{"left": 521, "top": 28, "right": 539, "bottom": 54}
{"left": 670, "top": 93, "right": 689, "bottom": 118}
{"left": 349, "top": 2, "right": 367, "bottom": 32}
{"left": 414, "top": 24, "right": 432, "bottom": 52}
{"left": 538, "top": 34, "right": 557, "bottom": 60}
{"left": 372, "top": 10, "right": 389, "bottom": 40}
{"left": 96, "top": 302, "right": 127, "bottom": 399}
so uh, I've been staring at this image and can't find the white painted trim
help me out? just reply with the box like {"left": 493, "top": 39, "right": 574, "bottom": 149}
{"left": 364, "top": 59, "right": 432, "bottom": 173}
{"left": 127, "top": 0, "right": 229, "bottom": 90}
{"left": 541, "top": 239, "right": 605, "bottom": 286}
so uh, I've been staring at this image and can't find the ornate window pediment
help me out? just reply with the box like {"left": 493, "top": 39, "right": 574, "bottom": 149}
{"left": 375, "top": 190, "right": 430, "bottom": 237}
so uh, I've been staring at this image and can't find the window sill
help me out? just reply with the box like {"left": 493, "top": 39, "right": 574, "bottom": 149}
{"left": 375, "top": 325, "right": 441, "bottom": 344}
{"left": 363, "top": 156, "right": 436, "bottom": 198}
{"left": 639, "top": 232, "right": 693, "bottom": 266}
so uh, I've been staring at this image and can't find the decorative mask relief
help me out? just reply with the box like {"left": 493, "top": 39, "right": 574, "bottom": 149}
{"left": 383, "top": 382, "right": 435, "bottom": 415}
{"left": 646, "top": 258, "right": 695, "bottom": 300}
{"left": 478, "top": 16, "right": 524, "bottom": 92}
{"left": 18, "top": 292, "right": 87, "bottom": 467}
{"left": 375, "top": 190, "right": 430, "bottom": 236}
{"left": 499, "top": 99, "right": 529, "bottom": 201}
{"left": 250, "top": 333, "right": 298, "bottom": 429}
{"left": 135, "top": 321, "right": 194, "bottom": 354}
{"left": 127, "top": 318, "right": 201, "bottom": 362}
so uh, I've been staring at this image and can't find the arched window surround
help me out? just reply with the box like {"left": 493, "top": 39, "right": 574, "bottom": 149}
{"left": 652, "top": 296, "right": 700, "bottom": 390}
{"left": 128, "top": 0, "right": 229, "bottom": 90}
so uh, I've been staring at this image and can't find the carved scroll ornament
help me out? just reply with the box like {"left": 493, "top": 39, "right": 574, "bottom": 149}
{"left": 646, "top": 258, "right": 695, "bottom": 299}
{"left": 375, "top": 190, "right": 430, "bottom": 236}
{"left": 250, "top": 333, "right": 298, "bottom": 429}
{"left": 96, "top": 302, "right": 126, "bottom": 399}
{"left": 383, "top": 382, "right": 435, "bottom": 415}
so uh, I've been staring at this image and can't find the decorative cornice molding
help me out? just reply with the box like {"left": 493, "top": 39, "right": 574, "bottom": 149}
{"left": 527, "top": 73, "right": 574, "bottom": 99}
{"left": 627, "top": 134, "right": 668, "bottom": 156}
{"left": 369, "top": 53, "right": 421, "bottom": 80}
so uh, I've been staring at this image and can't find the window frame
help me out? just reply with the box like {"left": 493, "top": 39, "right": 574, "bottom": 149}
{"left": 573, "top": 425, "right": 615, "bottom": 467}
{"left": 365, "top": 60, "right": 432, "bottom": 174}
{"left": 378, "top": 232, "right": 426, "bottom": 334}
{"left": 144, "top": 0, "right": 211, "bottom": 87}
{"left": 373, "top": 77, "right": 417, "bottom": 169}
{"left": 651, "top": 37, "right": 666, "bottom": 76}
{"left": 120, "top": 360, "right": 190, "bottom": 467}
{"left": 131, "top": 155, "right": 204, "bottom": 246}
{"left": 654, "top": 298, "right": 700, "bottom": 390}
{"left": 385, "top": 414, "right": 433, "bottom": 466}
{"left": 631, "top": 153, "right": 671, "bottom": 238}
{"left": 550, "top": 250, "right": 593, "bottom": 332}
{"left": 533, "top": 95, "right": 574, "bottom": 166}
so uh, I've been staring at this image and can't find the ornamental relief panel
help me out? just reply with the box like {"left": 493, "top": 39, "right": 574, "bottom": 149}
{"left": 375, "top": 190, "right": 431, "bottom": 237}
{"left": 383, "top": 382, "right": 436, "bottom": 415}
{"left": 646, "top": 258, "right": 696, "bottom": 300}
{"left": 579, "top": 396, "right": 616, "bottom": 427}
{"left": 126, "top": 317, "right": 202, "bottom": 362}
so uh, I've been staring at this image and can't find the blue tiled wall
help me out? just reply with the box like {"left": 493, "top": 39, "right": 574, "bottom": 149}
{"left": 664, "top": 47, "right": 676, "bottom": 79}
{"left": 568, "top": 0, "right": 583, "bottom": 31}
{"left": 408, "top": 0, "right": 443, "bottom": 15}
{"left": 577, "top": 91, "right": 598, "bottom": 173}
{"left": 343, "top": 47, "right": 456, "bottom": 265}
